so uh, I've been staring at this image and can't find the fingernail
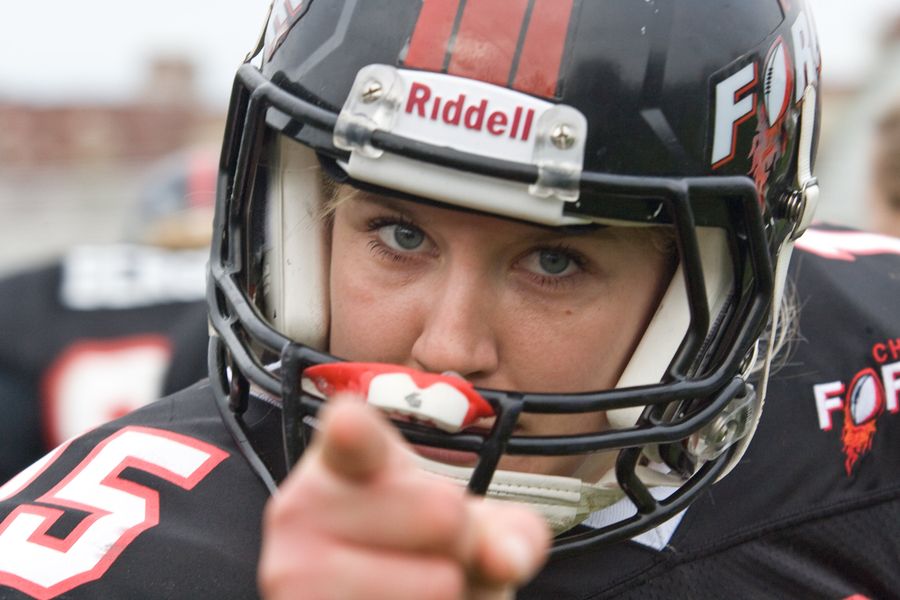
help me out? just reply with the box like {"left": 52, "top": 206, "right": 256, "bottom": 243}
{"left": 500, "top": 534, "right": 538, "bottom": 582}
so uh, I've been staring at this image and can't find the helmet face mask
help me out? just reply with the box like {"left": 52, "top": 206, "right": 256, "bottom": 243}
{"left": 209, "top": 0, "right": 821, "bottom": 554}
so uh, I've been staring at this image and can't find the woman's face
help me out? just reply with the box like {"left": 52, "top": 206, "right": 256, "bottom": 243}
{"left": 328, "top": 190, "right": 673, "bottom": 478}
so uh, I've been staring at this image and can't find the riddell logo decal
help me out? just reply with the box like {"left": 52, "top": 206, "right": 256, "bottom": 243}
{"left": 404, "top": 82, "right": 536, "bottom": 142}
{"left": 813, "top": 339, "right": 900, "bottom": 475}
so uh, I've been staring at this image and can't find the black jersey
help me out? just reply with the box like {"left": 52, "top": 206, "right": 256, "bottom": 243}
{"left": 0, "top": 245, "right": 210, "bottom": 481}
{"left": 0, "top": 382, "right": 276, "bottom": 599}
{"left": 0, "top": 227, "right": 897, "bottom": 599}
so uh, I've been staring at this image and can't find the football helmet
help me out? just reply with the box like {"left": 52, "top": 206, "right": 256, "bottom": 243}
{"left": 208, "top": 0, "right": 821, "bottom": 555}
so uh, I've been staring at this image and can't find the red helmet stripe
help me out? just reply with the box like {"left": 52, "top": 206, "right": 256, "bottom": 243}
{"left": 404, "top": 0, "right": 573, "bottom": 100}
{"left": 447, "top": 0, "right": 530, "bottom": 88}
{"left": 512, "top": 0, "right": 574, "bottom": 98}
{"left": 404, "top": 0, "right": 462, "bottom": 71}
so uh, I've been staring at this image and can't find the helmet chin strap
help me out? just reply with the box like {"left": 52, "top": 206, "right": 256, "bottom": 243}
{"left": 409, "top": 451, "right": 682, "bottom": 535}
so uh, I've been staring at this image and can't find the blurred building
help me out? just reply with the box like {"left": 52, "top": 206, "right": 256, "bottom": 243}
{"left": 0, "top": 57, "right": 221, "bottom": 168}
{"left": 0, "top": 56, "right": 224, "bottom": 274}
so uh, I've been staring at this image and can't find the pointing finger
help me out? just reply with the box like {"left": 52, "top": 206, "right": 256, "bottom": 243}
{"left": 315, "top": 394, "right": 408, "bottom": 483}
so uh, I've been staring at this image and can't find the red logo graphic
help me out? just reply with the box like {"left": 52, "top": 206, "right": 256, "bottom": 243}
{"left": 813, "top": 340, "right": 900, "bottom": 475}
{"left": 841, "top": 369, "right": 884, "bottom": 475}
{"left": 404, "top": 0, "right": 575, "bottom": 99}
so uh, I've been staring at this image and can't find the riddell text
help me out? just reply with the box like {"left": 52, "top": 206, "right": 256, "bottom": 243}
{"left": 404, "top": 82, "right": 536, "bottom": 142}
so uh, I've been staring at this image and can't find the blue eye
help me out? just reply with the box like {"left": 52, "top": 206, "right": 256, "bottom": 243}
{"left": 518, "top": 246, "right": 584, "bottom": 282}
{"left": 538, "top": 249, "right": 571, "bottom": 275}
{"left": 378, "top": 223, "right": 425, "bottom": 251}
{"left": 393, "top": 224, "right": 424, "bottom": 250}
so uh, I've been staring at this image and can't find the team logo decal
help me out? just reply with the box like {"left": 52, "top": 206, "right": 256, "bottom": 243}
{"left": 403, "top": 0, "right": 576, "bottom": 99}
{"left": 710, "top": 10, "right": 820, "bottom": 201}
{"left": 812, "top": 339, "right": 900, "bottom": 475}
{"left": 763, "top": 37, "right": 794, "bottom": 128}
{"left": 264, "top": 0, "right": 312, "bottom": 61}
{"left": 710, "top": 59, "right": 758, "bottom": 170}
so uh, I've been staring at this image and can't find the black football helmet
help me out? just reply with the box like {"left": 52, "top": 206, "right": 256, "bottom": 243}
{"left": 208, "top": 0, "right": 821, "bottom": 555}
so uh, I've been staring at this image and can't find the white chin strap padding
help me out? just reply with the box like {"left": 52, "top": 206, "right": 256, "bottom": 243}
{"left": 410, "top": 452, "right": 683, "bottom": 534}
{"left": 265, "top": 137, "right": 330, "bottom": 350}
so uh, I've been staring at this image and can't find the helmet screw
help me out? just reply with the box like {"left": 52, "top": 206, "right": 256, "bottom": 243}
{"left": 550, "top": 124, "right": 576, "bottom": 150}
{"left": 782, "top": 190, "right": 805, "bottom": 222}
{"left": 361, "top": 80, "right": 383, "bottom": 103}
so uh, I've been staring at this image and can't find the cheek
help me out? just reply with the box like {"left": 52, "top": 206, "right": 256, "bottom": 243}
{"left": 498, "top": 264, "right": 667, "bottom": 392}
{"left": 328, "top": 245, "right": 421, "bottom": 363}
{"left": 497, "top": 300, "right": 637, "bottom": 393}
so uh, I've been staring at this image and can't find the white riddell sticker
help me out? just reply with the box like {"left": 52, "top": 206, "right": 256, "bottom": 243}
{"left": 393, "top": 69, "right": 553, "bottom": 165}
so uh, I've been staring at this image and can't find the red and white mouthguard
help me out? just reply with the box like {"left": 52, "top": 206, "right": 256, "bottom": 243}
{"left": 303, "top": 363, "right": 494, "bottom": 433}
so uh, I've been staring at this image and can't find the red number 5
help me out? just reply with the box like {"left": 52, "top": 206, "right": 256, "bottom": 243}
{"left": 0, "top": 426, "right": 228, "bottom": 599}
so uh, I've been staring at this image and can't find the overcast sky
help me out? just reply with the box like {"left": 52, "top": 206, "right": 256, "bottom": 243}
{"left": 0, "top": 1, "right": 897, "bottom": 108}
{"left": 0, "top": 0, "right": 270, "bottom": 108}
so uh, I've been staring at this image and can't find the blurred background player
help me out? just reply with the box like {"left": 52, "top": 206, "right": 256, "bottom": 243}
{"left": 0, "top": 148, "right": 214, "bottom": 481}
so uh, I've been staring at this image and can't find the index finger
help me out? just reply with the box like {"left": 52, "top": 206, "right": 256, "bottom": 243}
{"left": 314, "top": 393, "right": 409, "bottom": 483}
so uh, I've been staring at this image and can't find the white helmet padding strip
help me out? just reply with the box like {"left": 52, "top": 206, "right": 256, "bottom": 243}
{"left": 345, "top": 152, "right": 590, "bottom": 227}
{"left": 569, "top": 227, "right": 733, "bottom": 481}
{"left": 265, "top": 137, "right": 330, "bottom": 350}
{"left": 605, "top": 228, "right": 733, "bottom": 425}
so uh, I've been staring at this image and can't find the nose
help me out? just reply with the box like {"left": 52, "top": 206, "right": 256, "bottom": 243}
{"left": 409, "top": 267, "right": 500, "bottom": 380}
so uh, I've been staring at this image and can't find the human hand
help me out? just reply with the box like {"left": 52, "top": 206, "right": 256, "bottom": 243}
{"left": 258, "top": 395, "right": 551, "bottom": 600}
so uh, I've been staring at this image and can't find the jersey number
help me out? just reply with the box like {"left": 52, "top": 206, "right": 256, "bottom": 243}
{"left": 0, "top": 426, "right": 228, "bottom": 599}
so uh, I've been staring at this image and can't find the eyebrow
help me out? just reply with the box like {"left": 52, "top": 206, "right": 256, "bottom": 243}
{"left": 351, "top": 186, "right": 605, "bottom": 238}
{"left": 353, "top": 190, "right": 414, "bottom": 215}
